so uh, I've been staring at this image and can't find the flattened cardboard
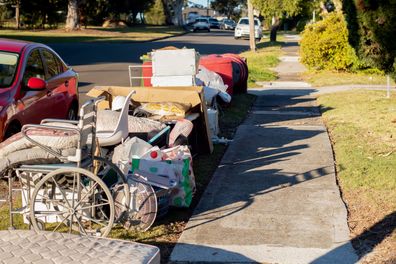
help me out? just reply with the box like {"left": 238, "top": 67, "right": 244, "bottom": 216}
{"left": 87, "top": 86, "right": 213, "bottom": 154}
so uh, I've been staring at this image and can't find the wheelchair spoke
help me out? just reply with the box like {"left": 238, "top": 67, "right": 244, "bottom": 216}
{"left": 74, "top": 182, "right": 99, "bottom": 209}
{"left": 79, "top": 202, "right": 110, "bottom": 211}
{"left": 53, "top": 178, "right": 72, "bottom": 210}
{"left": 75, "top": 212, "right": 107, "bottom": 227}
{"left": 74, "top": 215, "right": 88, "bottom": 236}
{"left": 52, "top": 213, "right": 70, "bottom": 232}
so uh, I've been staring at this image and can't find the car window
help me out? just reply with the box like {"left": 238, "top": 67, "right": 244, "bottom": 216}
{"left": 239, "top": 19, "right": 248, "bottom": 25}
{"left": 197, "top": 18, "right": 207, "bottom": 22}
{"left": 0, "top": 51, "right": 19, "bottom": 88}
{"left": 23, "top": 49, "right": 45, "bottom": 85}
{"left": 239, "top": 19, "right": 259, "bottom": 26}
{"left": 42, "top": 49, "right": 60, "bottom": 79}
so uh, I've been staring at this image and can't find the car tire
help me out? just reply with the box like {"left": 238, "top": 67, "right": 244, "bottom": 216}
{"left": 234, "top": 37, "right": 240, "bottom": 39}
{"left": 67, "top": 102, "right": 79, "bottom": 120}
{"left": 207, "top": 29, "right": 210, "bottom": 32}
{"left": 193, "top": 29, "right": 197, "bottom": 32}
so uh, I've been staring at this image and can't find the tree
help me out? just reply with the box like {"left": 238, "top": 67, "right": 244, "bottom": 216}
{"left": 252, "top": 0, "right": 304, "bottom": 41}
{"left": 145, "top": 0, "right": 166, "bottom": 25}
{"left": 126, "top": 0, "right": 154, "bottom": 24}
{"left": 162, "top": 0, "right": 185, "bottom": 26}
{"left": 211, "top": 0, "right": 242, "bottom": 18}
{"left": 79, "top": 0, "right": 110, "bottom": 26}
{"left": 0, "top": 0, "right": 20, "bottom": 28}
{"left": 343, "top": 0, "right": 396, "bottom": 77}
{"left": 65, "top": 0, "right": 79, "bottom": 30}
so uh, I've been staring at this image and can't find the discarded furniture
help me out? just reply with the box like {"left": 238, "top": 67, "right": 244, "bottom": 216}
{"left": 0, "top": 230, "right": 160, "bottom": 264}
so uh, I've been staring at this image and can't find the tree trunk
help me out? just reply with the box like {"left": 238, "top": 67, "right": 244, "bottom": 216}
{"left": 65, "top": 0, "right": 79, "bottom": 30}
{"left": 15, "top": 0, "right": 20, "bottom": 29}
{"left": 171, "top": 0, "right": 184, "bottom": 26}
{"left": 140, "top": 13, "right": 144, "bottom": 24}
{"left": 162, "top": 0, "right": 172, "bottom": 25}
{"left": 247, "top": 0, "right": 256, "bottom": 52}
{"left": 270, "top": 16, "right": 279, "bottom": 42}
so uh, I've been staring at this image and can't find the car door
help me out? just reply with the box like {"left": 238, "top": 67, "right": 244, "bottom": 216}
{"left": 18, "top": 48, "right": 50, "bottom": 124}
{"left": 40, "top": 48, "right": 70, "bottom": 119}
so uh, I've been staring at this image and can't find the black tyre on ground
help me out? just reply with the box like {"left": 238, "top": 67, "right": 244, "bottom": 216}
{"left": 67, "top": 101, "right": 79, "bottom": 120}
{"left": 4, "top": 122, "right": 21, "bottom": 139}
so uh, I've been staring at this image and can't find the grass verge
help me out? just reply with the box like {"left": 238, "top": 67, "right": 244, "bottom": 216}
{"left": 0, "top": 26, "right": 185, "bottom": 43}
{"left": 317, "top": 90, "right": 396, "bottom": 262}
{"left": 303, "top": 70, "right": 395, "bottom": 87}
{"left": 0, "top": 93, "right": 256, "bottom": 263}
{"left": 240, "top": 42, "right": 282, "bottom": 88}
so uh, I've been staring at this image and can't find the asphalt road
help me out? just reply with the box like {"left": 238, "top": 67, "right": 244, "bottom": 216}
{"left": 49, "top": 29, "right": 250, "bottom": 98}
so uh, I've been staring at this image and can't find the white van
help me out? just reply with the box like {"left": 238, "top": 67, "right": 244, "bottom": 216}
{"left": 234, "top": 17, "right": 263, "bottom": 40}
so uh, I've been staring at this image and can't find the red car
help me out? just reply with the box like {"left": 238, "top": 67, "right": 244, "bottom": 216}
{"left": 0, "top": 39, "right": 78, "bottom": 141}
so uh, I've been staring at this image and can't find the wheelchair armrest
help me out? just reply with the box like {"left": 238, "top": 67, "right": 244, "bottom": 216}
{"left": 41, "top": 119, "right": 79, "bottom": 125}
{"left": 21, "top": 124, "right": 81, "bottom": 161}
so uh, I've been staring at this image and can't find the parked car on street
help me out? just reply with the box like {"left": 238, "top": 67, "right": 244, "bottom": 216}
{"left": 193, "top": 17, "right": 210, "bottom": 32}
{"left": 220, "top": 19, "right": 236, "bottom": 30}
{"left": 234, "top": 17, "right": 263, "bottom": 40}
{"left": 208, "top": 18, "right": 220, "bottom": 29}
{"left": 0, "top": 38, "right": 79, "bottom": 141}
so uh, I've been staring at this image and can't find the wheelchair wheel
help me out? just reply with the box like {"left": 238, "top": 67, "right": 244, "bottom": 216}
{"left": 91, "top": 156, "right": 130, "bottom": 223}
{"left": 29, "top": 167, "right": 115, "bottom": 237}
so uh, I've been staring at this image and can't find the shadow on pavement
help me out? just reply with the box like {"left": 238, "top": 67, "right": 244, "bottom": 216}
{"left": 183, "top": 88, "right": 333, "bottom": 238}
{"left": 153, "top": 242, "right": 256, "bottom": 264}
{"left": 312, "top": 211, "right": 396, "bottom": 263}
{"left": 186, "top": 125, "right": 329, "bottom": 233}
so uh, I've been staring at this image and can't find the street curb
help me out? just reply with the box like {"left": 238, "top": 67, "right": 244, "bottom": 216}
{"left": 48, "top": 30, "right": 190, "bottom": 45}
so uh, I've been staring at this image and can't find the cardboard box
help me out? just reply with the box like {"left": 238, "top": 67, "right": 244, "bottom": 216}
{"left": 87, "top": 86, "right": 213, "bottom": 154}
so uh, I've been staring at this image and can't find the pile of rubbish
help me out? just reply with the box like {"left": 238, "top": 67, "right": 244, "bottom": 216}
{"left": 0, "top": 46, "right": 248, "bottom": 236}
{"left": 132, "top": 47, "right": 248, "bottom": 144}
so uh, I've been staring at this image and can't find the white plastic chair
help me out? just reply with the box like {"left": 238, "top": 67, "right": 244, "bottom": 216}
{"left": 97, "top": 90, "right": 135, "bottom": 147}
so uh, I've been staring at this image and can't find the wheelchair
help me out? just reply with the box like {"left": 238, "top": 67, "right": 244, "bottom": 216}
{"left": 5, "top": 97, "right": 133, "bottom": 237}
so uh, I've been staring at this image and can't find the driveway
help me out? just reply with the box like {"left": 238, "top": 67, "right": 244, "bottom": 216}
{"left": 49, "top": 30, "right": 249, "bottom": 100}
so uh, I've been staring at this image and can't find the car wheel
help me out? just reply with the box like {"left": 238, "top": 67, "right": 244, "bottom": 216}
{"left": 193, "top": 29, "right": 197, "bottom": 32}
{"left": 207, "top": 29, "right": 210, "bottom": 32}
{"left": 67, "top": 102, "right": 78, "bottom": 120}
{"left": 234, "top": 37, "right": 240, "bottom": 39}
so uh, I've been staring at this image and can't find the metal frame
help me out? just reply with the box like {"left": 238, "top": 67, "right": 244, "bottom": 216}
{"left": 128, "top": 65, "right": 152, "bottom": 87}
{"left": 4, "top": 96, "right": 129, "bottom": 236}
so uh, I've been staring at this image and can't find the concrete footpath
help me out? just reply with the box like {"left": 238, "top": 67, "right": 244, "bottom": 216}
{"left": 170, "top": 37, "right": 359, "bottom": 264}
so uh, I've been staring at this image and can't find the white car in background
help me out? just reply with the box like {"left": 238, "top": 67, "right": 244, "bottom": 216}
{"left": 193, "top": 17, "right": 210, "bottom": 32}
{"left": 234, "top": 17, "right": 263, "bottom": 40}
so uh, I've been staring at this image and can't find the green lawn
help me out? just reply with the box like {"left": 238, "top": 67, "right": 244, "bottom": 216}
{"left": 303, "top": 70, "right": 394, "bottom": 87}
{"left": 318, "top": 90, "right": 396, "bottom": 194}
{"left": 241, "top": 42, "right": 282, "bottom": 88}
{"left": 317, "top": 90, "right": 396, "bottom": 258}
{"left": 0, "top": 26, "right": 185, "bottom": 43}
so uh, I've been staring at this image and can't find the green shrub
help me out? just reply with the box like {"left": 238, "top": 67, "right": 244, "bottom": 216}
{"left": 300, "top": 12, "right": 359, "bottom": 71}
{"left": 144, "top": 0, "right": 166, "bottom": 25}
{"left": 343, "top": 0, "right": 396, "bottom": 77}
